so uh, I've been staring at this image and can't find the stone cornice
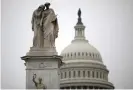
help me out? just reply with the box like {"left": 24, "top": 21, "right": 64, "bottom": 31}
{"left": 60, "top": 63, "right": 108, "bottom": 72}
{"left": 21, "top": 55, "right": 62, "bottom": 60}
{"left": 60, "top": 79, "right": 114, "bottom": 89}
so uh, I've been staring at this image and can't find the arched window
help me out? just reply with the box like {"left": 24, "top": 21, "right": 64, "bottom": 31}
{"left": 71, "top": 53, "right": 72, "bottom": 57}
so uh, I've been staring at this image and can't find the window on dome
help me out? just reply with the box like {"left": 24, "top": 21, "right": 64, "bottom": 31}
{"left": 83, "top": 71, "right": 85, "bottom": 77}
{"left": 78, "top": 52, "right": 80, "bottom": 56}
{"left": 75, "top": 53, "right": 76, "bottom": 56}
{"left": 97, "top": 54, "right": 98, "bottom": 58}
{"left": 97, "top": 72, "right": 98, "bottom": 78}
{"left": 66, "top": 87, "right": 70, "bottom": 89}
{"left": 65, "top": 72, "right": 67, "bottom": 78}
{"left": 71, "top": 53, "right": 72, "bottom": 57}
{"left": 77, "top": 86, "right": 81, "bottom": 89}
{"left": 71, "top": 86, "right": 76, "bottom": 89}
{"left": 89, "top": 53, "right": 91, "bottom": 57}
{"left": 100, "top": 72, "right": 102, "bottom": 78}
{"left": 102, "top": 73, "right": 104, "bottom": 79}
{"left": 69, "top": 71, "right": 71, "bottom": 78}
{"left": 89, "top": 86, "right": 93, "bottom": 89}
{"left": 83, "top": 86, "right": 87, "bottom": 89}
{"left": 67, "top": 53, "right": 69, "bottom": 57}
{"left": 61, "top": 72, "right": 63, "bottom": 79}
{"left": 78, "top": 71, "right": 80, "bottom": 77}
{"left": 93, "top": 53, "right": 94, "bottom": 58}
{"left": 73, "top": 71, "right": 76, "bottom": 77}
{"left": 97, "top": 54, "right": 99, "bottom": 58}
{"left": 88, "top": 71, "right": 90, "bottom": 77}
{"left": 86, "top": 52, "right": 88, "bottom": 56}
{"left": 82, "top": 52, "right": 84, "bottom": 56}
{"left": 103, "top": 73, "right": 104, "bottom": 79}
{"left": 92, "top": 71, "right": 94, "bottom": 78}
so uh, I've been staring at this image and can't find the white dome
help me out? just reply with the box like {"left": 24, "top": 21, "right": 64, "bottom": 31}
{"left": 61, "top": 39, "right": 103, "bottom": 63}
{"left": 61, "top": 40, "right": 98, "bottom": 54}
{"left": 59, "top": 9, "right": 114, "bottom": 89}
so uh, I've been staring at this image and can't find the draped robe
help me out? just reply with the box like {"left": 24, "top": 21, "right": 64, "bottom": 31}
{"left": 42, "top": 8, "right": 59, "bottom": 48}
{"left": 31, "top": 8, "right": 44, "bottom": 48}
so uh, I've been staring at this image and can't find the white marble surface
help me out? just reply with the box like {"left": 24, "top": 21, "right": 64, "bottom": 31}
{"left": 22, "top": 56, "right": 62, "bottom": 89}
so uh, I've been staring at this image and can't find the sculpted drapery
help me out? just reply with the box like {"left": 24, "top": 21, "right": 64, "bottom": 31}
{"left": 32, "top": 5, "right": 44, "bottom": 48}
{"left": 42, "top": 8, "right": 58, "bottom": 47}
{"left": 31, "top": 3, "right": 58, "bottom": 48}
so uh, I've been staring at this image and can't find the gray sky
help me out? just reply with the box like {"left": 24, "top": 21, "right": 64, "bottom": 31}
{"left": 1, "top": 0, "right": 133, "bottom": 89}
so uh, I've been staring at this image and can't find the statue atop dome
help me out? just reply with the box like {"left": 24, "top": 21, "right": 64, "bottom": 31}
{"left": 78, "top": 8, "right": 81, "bottom": 18}
{"left": 77, "top": 8, "right": 83, "bottom": 25}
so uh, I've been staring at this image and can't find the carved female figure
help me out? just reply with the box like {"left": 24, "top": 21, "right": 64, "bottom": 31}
{"left": 42, "top": 2, "right": 59, "bottom": 47}
{"left": 31, "top": 5, "right": 45, "bottom": 48}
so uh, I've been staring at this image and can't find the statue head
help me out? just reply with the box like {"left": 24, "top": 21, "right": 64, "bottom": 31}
{"left": 38, "top": 77, "right": 42, "bottom": 84}
{"left": 38, "top": 5, "right": 45, "bottom": 11}
{"left": 45, "top": 2, "right": 50, "bottom": 10}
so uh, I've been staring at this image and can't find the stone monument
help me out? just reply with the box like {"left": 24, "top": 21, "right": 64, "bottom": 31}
{"left": 21, "top": 2, "right": 62, "bottom": 89}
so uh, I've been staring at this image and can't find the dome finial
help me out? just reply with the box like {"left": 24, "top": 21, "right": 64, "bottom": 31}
{"left": 78, "top": 8, "right": 81, "bottom": 18}
{"left": 77, "top": 8, "right": 83, "bottom": 25}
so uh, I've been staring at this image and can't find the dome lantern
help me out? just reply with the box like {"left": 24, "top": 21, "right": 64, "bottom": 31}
{"left": 74, "top": 8, "right": 86, "bottom": 41}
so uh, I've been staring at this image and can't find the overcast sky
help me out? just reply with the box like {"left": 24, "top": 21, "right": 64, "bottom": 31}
{"left": 1, "top": 0, "right": 133, "bottom": 89}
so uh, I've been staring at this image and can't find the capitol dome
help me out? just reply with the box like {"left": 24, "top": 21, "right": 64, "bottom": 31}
{"left": 61, "top": 39, "right": 103, "bottom": 64}
{"left": 59, "top": 9, "right": 114, "bottom": 89}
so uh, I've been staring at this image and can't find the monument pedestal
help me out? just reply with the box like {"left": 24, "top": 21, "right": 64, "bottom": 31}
{"left": 21, "top": 2, "right": 61, "bottom": 89}
{"left": 26, "top": 47, "right": 58, "bottom": 56}
{"left": 21, "top": 48, "right": 62, "bottom": 89}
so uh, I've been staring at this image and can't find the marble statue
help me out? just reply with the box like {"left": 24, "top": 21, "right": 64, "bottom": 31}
{"left": 33, "top": 74, "right": 47, "bottom": 89}
{"left": 31, "top": 5, "right": 45, "bottom": 48}
{"left": 31, "top": 2, "right": 58, "bottom": 48}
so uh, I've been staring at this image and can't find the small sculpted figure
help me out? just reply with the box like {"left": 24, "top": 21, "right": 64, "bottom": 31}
{"left": 32, "top": 74, "right": 47, "bottom": 89}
